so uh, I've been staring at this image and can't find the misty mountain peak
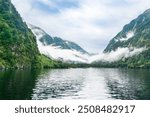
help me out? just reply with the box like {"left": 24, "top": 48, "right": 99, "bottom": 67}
{"left": 104, "top": 8, "right": 150, "bottom": 52}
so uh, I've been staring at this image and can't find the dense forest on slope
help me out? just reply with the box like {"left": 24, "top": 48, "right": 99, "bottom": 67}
{"left": 0, "top": 0, "right": 40, "bottom": 68}
{"left": 0, "top": 0, "right": 149, "bottom": 69}
{"left": 0, "top": 0, "right": 68, "bottom": 69}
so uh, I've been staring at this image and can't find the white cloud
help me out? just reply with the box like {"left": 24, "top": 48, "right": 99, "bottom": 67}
{"left": 12, "top": 0, "right": 150, "bottom": 53}
{"left": 90, "top": 47, "right": 147, "bottom": 63}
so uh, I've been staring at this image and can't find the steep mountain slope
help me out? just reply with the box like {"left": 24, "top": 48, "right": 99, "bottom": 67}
{"left": 104, "top": 9, "right": 150, "bottom": 52}
{"left": 28, "top": 24, "right": 90, "bottom": 63}
{"left": 101, "top": 9, "right": 150, "bottom": 68}
{"left": 0, "top": 0, "right": 40, "bottom": 68}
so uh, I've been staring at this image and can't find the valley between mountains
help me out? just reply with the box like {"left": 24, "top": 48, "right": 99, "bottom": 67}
{"left": 0, "top": 0, "right": 150, "bottom": 69}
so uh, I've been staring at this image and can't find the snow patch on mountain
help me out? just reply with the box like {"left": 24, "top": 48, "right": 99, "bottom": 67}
{"left": 119, "top": 31, "right": 134, "bottom": 41}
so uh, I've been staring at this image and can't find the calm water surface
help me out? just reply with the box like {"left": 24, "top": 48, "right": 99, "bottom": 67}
{"left": 0, "top": 68, "right": 150, "bottom": 100}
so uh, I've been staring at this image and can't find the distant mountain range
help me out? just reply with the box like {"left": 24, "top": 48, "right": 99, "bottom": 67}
{"left": 28, "top": 24, "right": 90, "bottom": 63}
{"left": 0, "top": 0, "right": 149, "bottom": 68}
{"left": 28, "top": 7, "right": 150, "bottom": 67}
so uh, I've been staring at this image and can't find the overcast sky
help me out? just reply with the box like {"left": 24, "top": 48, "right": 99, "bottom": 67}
{"left": 12, "top": 0, "right": 150, "bottom": 53}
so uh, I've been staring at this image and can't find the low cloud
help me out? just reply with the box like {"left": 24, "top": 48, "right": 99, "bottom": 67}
{"left": 12, "top": 0, "right": 150, "bottom": 52}
{"left": 90, "top": 47, "right": 147, "bottom": 63}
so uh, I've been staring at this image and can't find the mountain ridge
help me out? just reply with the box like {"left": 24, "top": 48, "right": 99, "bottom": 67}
{"left": 28, "top": 24, "right": 88, "bottom": 54}
{"left": 104, "top": 9, "right": 150, "bottom": 52}
{"left": 99, "top": 8, "right": 150, "bottom": 68}
{"left": 0, "top": 0, "right": 149, "bottom": 68}
{"left": 28, "top": 24, "right": 90, "bottom": 63}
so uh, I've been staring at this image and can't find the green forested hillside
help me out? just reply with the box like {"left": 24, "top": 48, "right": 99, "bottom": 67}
{"left": 0, "top": 0, "right": 89, "bottom": 69}
{"left": 0, "top": 0, "right": 41, "bottom": 68}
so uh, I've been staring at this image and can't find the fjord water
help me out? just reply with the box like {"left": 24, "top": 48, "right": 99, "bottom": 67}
{"left": 0, "top": 68, "right": 150, "bottom": 100}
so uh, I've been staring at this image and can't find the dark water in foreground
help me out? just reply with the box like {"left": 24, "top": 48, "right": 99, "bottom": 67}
{"left": 0, "top": 68, "right": 150, "bottom": 100}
